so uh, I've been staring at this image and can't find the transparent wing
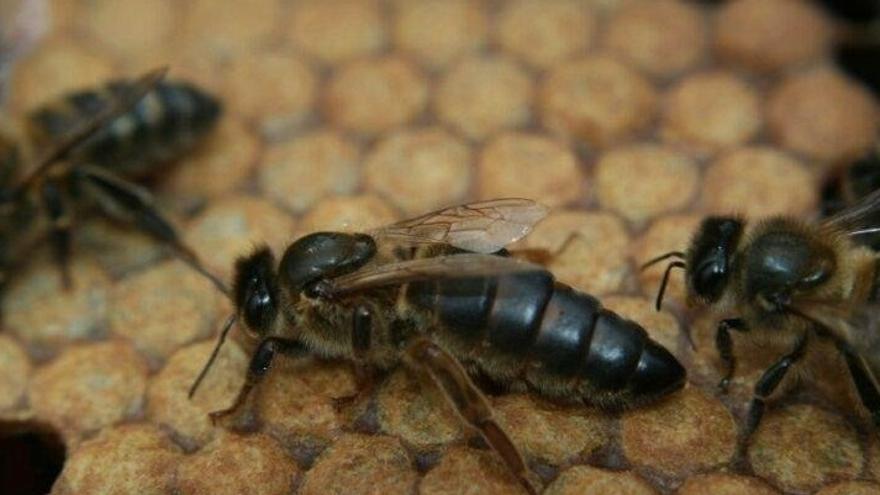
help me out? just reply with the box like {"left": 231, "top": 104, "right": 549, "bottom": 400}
{"left": 319, "top": 253, "right": 545, "bottom": 297}
{"left": 369, "top": 198, "right": 549, "bottom": 254}
{"left": 821, "top": 187, "right": 880, "bottom": 241}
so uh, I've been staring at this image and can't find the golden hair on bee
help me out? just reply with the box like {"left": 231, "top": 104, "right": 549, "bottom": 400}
{"left": 644, "top": 189, "right": 880, "bottom": 456}
{"left": 189, "top": 198, "right": 687, "bottom": 495}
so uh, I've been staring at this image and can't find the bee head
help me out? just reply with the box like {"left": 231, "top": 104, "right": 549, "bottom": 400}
{"left": 744, "top": 221, "right": 835, "bottom": 311}
{"left": 279, "top": 232, "right": 376, "bottom": 295}
{"left": 686, "top": 216, "right": 744, "bottom": 304}
{"left": 233, "top": 246, "right": 279, "bottom": 336}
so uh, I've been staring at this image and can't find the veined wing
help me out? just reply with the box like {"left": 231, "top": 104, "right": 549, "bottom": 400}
{"left": 369, "top": 198, "right": 549, "bottom": 254}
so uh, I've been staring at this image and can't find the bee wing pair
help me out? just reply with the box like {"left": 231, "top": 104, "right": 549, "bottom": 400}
{"left": 369, "top": 198, "right": 549, "bottom": 253}
{"left": 319, "top": 198, "right": 550, "bottom": 298}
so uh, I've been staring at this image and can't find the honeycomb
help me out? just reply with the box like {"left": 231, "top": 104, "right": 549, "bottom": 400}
{"left": 1, "top": 0, "right": 879, "bottom": 494}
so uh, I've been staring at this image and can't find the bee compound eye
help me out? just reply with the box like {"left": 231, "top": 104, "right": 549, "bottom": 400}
{"left": 243, "top": 286, "right": 275, "bottom": 331}
{"left": 693, "top": 259, "right": 727, "bottom": 301}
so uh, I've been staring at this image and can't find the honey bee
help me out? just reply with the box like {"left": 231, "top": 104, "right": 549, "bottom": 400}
{"left": 189, "top": 198, "right": 686, "bottom": 494}
{"left": 644, "top": 188, "right": 880, "bottom": 450}
{"left": 0, "top": 68, "right": 224, "bottom": 291}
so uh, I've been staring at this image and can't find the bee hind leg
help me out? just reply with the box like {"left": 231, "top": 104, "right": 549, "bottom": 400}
{"left": 511, "top": 231, "right": 584, "bottom": 265}
{"left": 838, "top": 345, "right": 880, "bottom": 427}
{"left": 403, "top": 337, "right": 540, "bottom": 495}
{"left": 73, "top": 165, "right": 229, "bottom": 295}
{"left": 40, "top": 179, "right": 73, "bottom": 289}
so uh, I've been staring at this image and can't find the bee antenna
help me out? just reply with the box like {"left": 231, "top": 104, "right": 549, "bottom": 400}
{"left": 654, "top": 261, "right": 687, "bottom": 311}
{"left": 173, "top": 241, "right": 231, "bottom": 298}
{"left": 188, "top": 313, "right": 238, "bottom": 399}
{"left": 640, "top": 251, "right": 685, "bottom": 271}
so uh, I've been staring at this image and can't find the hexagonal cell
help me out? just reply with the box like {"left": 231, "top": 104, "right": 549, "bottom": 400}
{"left": 749, "top": 405, "right": 864, "bottom": 493}
{"left": 621, "top": 386, "right": 736, "bottom": 479}
{"left": 4, "top": 1, "right": 875, "bottom": 493}
{"left": 55, "top": 424, "right": 182, "bottom": 495}
{"left": 176, "top": 432, "right": 299, "bottom": 495}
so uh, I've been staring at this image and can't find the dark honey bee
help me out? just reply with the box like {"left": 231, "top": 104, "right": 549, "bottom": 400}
{"left": 645, "top": 188, "right": 880, "bottom": 450}
{"left": 189, "top": 198, "right": 686, "bottom": 494}
{"left": 0, "top": 68, "right": 224, "bottom": 290}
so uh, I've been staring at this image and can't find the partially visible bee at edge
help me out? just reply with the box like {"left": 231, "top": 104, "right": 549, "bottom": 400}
{"left": 644, "top": 185, "right": 880, "bottom": 455}
{"left": 0, "top": 67, "right": 225, "bottom": 291}
{"left": 821, "top": 145, "right": 880, "bottom": 247}
{"left": 188, "top": 198, "right": 686, "bottom": 494}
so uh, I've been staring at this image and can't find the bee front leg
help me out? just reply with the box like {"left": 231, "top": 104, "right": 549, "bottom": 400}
{"left": 40, "top": 179, "right": 73, "bottom": 289}
{"left": 403, "top": 337, "right": 540, "bottom": 495}
{"left": 334, "top": 305, "right": 376, "bottom": 410}
{"left": 716, "top": 318, "right": 748, "bottom": 393}
{"left": 209, "top": 336, "right": 300, "bottom": 428}
{"left": 743, "top": 332, "right": 808, "bottom": 444}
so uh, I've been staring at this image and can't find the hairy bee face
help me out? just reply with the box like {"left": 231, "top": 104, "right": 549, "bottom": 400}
{"left": 686, "top": 216, "right": 744, "bottom": 304}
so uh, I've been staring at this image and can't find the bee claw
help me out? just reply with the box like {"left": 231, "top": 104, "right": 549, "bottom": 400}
{"left": 208, "top": 409, "right": 230, "bottom": 427}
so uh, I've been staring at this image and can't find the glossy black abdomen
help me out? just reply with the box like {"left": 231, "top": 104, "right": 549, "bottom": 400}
{"left": 408, "top": 270, "right": 685, "bottom": 406}
{"left": 28, "top": 80, "right": 222, "bottom": 177}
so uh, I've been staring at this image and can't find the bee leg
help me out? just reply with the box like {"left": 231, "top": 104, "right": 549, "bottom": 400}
{"left": 838, "top": 344, "right": 880, "bottom": 427}
{"left": 40, "top": 180, "right": 73, "bottom": 289}
{"left": 512, "top": 231, "right": 583, "bottom": 264}
{"left": 209, "top": 337, "right": 300, "bottom": 427}
{"left": 742, "top": 333, "right": 809, "bottom": 445}
{"left": 403, "top": 337, "right": 540, "bottom": 495}
{"left": 335, "top": 305, "right": 375, "bottom": 409}
{"left": 716, "top": 318, "right": 748, "bottom": 393}
{"left": 74, "top": 165, "right": 229, "bottom": 295}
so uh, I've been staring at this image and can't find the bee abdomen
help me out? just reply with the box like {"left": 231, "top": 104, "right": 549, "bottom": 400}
{"left": 534, "top": 285, "right": 683, "bottom": 401}
{"left": 409, "top": 272, "right": 685, "bottom": 404}
{"left": 27, "top": 80, "right": 221, "bottom": 177}
{"left": 408, "top": 271, "right": 553, "bottom": 350}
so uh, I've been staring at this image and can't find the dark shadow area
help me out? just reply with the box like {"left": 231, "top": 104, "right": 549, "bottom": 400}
{"left": 0, "top": 420, "right": 66, "bottom": 495}
{"left": 818, "top": 0, "right": 880, "bottom": 24}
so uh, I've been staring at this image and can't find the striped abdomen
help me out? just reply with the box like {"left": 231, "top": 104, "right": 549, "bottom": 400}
{"left": 26, "top": 80, "right": 222, "bottom": 177}
{"left": 408, "top": 272, "right": 685, "bottom": 409}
